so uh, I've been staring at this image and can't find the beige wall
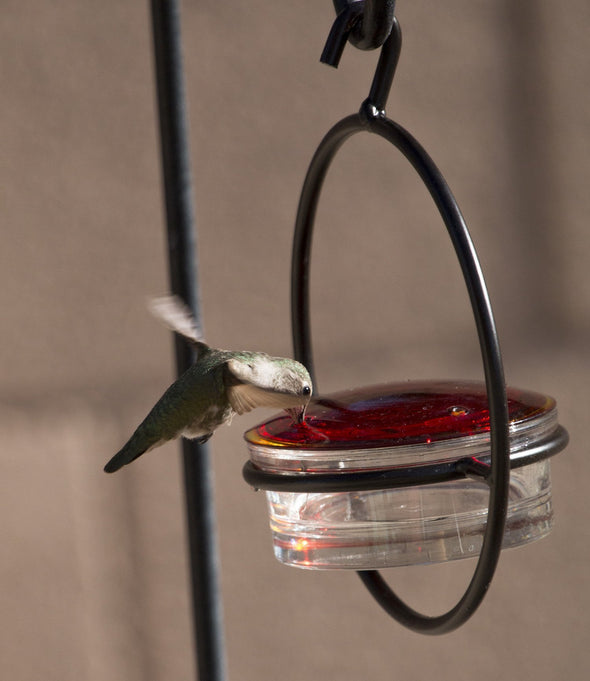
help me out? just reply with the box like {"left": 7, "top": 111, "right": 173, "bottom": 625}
{"left": 2, "top": 1, "right": 589, "bottom": 679}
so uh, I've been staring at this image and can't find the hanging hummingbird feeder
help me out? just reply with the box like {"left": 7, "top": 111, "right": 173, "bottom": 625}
{"left": 242, "top": 2, "right": 569, "bottom": 634}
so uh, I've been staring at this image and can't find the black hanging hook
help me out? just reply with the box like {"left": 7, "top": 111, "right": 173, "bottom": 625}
{"left": 321, "top": 0, "right": 397, "bottom": 67}
{"left": 362, "top": 14, "right": 401, "bottom": 116}
{"left": 321, "top": 6, "right": 402, "bottom": 119}
{"left": 348, "top": 0, "right": 396, "bottom": 50}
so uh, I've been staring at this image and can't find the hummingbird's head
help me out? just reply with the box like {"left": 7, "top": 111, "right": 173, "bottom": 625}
{"left": 274, "top": 360, "right": 313, "bottom": 424}
{"left": 226, "top": 354, "right": 312, "bottom": 421}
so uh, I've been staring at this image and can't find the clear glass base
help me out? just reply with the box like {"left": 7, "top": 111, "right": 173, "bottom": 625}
{"left": 267, "top": 460, "right": 553, "bottom": 569}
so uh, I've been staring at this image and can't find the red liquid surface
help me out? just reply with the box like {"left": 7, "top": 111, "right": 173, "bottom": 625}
{"left": 244, "top": 380, "right": 554, "bottom": 451}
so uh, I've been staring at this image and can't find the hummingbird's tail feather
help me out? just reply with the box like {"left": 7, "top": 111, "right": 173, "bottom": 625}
{"left": 149, "top": 296, "right": 208, "bottom": 354}
{"left": 103, "top": 437, "right": 156, "bottom": 473}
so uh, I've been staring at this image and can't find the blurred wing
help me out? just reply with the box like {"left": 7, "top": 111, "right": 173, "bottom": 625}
{"left": 149, "top": 296, "right": 207, "bottom": 346}
{"left": 227, "top": 382, "right": 303, "bottom": 415}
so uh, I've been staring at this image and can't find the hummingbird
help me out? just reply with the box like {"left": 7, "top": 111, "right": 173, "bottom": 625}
{"left": 104, "top": 296, "right": 312, "bottom": 473}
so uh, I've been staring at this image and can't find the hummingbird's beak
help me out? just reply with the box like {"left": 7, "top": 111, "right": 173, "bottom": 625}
{"left": 286, "top": 404, "right": 307, "bottom": 424}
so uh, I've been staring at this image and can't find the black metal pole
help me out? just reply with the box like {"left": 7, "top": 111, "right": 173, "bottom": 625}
{"left": 149, "top": 2, "right": 227, "bottom": 680}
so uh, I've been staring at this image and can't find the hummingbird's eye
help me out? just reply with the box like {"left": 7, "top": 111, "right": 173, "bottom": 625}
{"left": 302, "top": 385, "right": 311, "bottom": 396}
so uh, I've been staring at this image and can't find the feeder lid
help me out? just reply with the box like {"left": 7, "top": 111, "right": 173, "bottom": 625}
{"left": 244, "top": 380, "right": 560, "bottom": 473}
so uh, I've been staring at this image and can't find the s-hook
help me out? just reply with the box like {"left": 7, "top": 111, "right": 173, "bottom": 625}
{"left": 291, "top": 6, "right": 511, "bottom": 635}
{"left": 321, "top": 1, "right": 397, "bottom": 66}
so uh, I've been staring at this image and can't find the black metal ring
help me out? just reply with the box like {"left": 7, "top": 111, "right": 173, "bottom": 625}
{"left": 286, "top": 106, "right": 511, "bottom": 633}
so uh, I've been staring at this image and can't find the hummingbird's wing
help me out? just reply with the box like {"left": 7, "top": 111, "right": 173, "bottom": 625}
{"left": 149, "top": 296, "right": 208, "bottom": 352}
{"left": 227, "top": 382, "right": 305, "bottom": 414}
{"left": 225, "top": 357, "right": 308, "bottom": 415}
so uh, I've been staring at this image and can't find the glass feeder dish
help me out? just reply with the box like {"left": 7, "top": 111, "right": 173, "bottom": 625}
{"left": 244, "top": 380, "right": 567, "bottom": 570}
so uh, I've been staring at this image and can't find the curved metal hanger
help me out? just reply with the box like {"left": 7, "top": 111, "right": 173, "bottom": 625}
{"left": 291, "top": 10, "right": 511, "bottom": 635}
